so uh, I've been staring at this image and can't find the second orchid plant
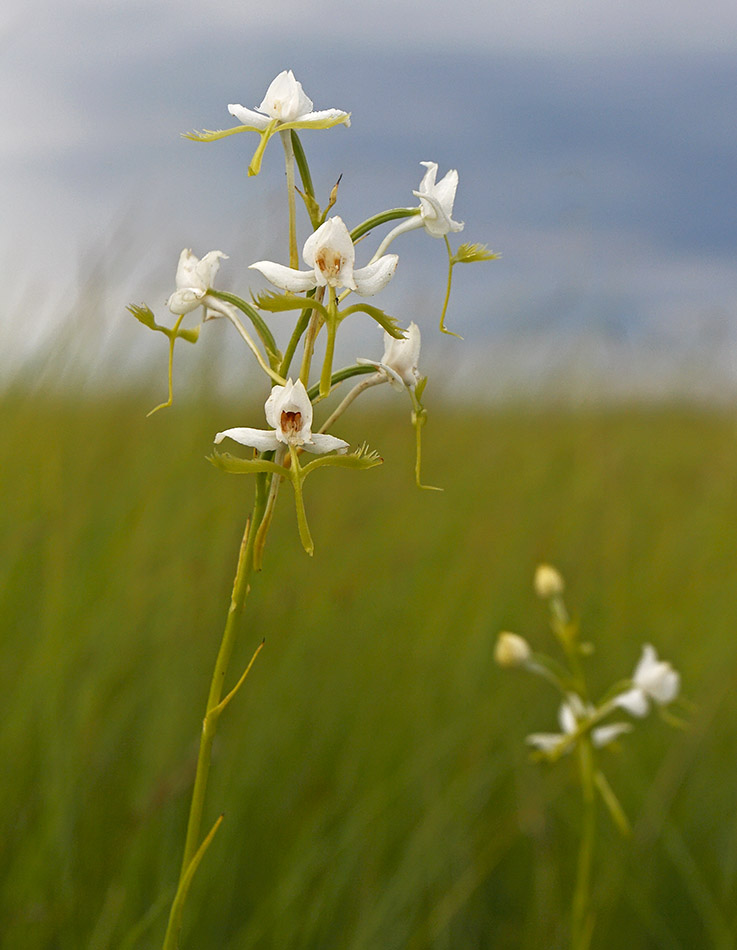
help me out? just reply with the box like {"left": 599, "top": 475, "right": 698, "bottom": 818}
{"left": 496, "top": 565, "right": 686, "bottom": 950}
{"left": 130, "top": 69, "right": 495, "bottom": 948}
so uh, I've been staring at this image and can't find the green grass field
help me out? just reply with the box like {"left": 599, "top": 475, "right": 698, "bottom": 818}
{"left": 3, "top": 387, "right": 737, "bottom": 948}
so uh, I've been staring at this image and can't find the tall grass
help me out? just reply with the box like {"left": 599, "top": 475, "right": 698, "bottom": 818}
{"left": 2, "top": 388, "right": 736, "bottom": 948}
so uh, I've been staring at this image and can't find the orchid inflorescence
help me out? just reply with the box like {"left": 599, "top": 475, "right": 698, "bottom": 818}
{"left": 130, "top": 68, "right": 496, "bottom": 553}
{"left": 496, "top": 564, "right": 684, "bottom": 831}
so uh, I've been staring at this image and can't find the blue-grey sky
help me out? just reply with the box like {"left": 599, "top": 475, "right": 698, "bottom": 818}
{"left": 2, "top": 0, "right": 736, "bottom": 397}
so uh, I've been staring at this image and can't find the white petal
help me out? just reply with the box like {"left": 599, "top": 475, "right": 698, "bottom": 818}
{"left": 227, "top": 104, "right": 271, "bottom": 130}
{"left": 303, "top": 216, "right": 356, "bottom": 289}
{"left": 353, "top": 254, "right": 398, "bottom": 296}
{"left": 380, "top": 322, "right": 421, "bottom": 388}
{"left": 432, "top": 168, "right": 460, "bottom": 214}
{"left": 196, "top": 250, "right": 227, "bottom": 288}
{"left": 265, "top": 378, "right": 314, "bottom": 444}
{"left": 288, "top": 108, "right": 351, "bottom": 128}
{"left": 303, "top": 433, "right": 350, "bottom": 454}
{"left": 418, "top": 161, "right": 438, "bottom": 192}
{"left": 559, "top": 701, "right": 578, "bottom": 735}
{"left": 174, "top": 248, "right": 201, "bottom": 290}
{"left": 526, "top": 732, "right": 566, "bottom": 753}
{"left": 258, "top": 70, "right": 312, "bottom": 122}
{"left": 592, "top": 722, "right": 633, "bottom": 747}
{"left": 632, "top": 644, "right": 680, "bottom": 705}
{"left": 615, "top": 687, "right": 650, "bottom": 718}
{"left": 167, "top": 287, "right": 205, "bottom": 315}
{"left": 249, "top": 260, "right": 317, "bottom": 293}
{"left": 214, "top": 427, "right": 279, "bottom": 452}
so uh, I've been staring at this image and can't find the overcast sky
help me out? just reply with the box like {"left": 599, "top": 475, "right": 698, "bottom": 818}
{"left": 2, "top": 0, "right": 736, "bottom": 397}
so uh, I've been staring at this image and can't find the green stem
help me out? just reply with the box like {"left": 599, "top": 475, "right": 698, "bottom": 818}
{"left": 571, "top": 738, "right": 597, "bottom": 950}
{"left": 299, "top": 287, "right": 326, "bottom": 387}
{"left": 162, "top": 476, "right": 269, "bottom": 949}
{"left": 280, "top": 130, "right": 299, "bottom": 270}
{"left": 438, "top": 236, "right": 462, "bottom": 338}
{"left": 319, "top": 288, "right": 339, "bottom": 399}
{"left": 280, "top": 296, "right": 314, "bottom": 379}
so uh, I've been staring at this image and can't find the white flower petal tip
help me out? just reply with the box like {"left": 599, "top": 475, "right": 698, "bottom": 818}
{"left": 592, "top": 722, "right": 634, "bottom": 748}
{"left": 414, "top": 161, "right": 464, "bottom": 238}
{"left": 214, "top": 427, "right": 279, "bottom": 453}
{"left": 230, "top": 70, "right": 349, "bottom": 131}
{"left": 353, "top": 254, "right": 398, "bottom": 296}
{"left": 168, "top": 248, "right": 228, "bottom": 316}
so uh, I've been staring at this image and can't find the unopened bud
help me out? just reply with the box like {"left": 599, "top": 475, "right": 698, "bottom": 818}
{"left": 534, "top": 564, "right": 564, "bottom": 599}
{"left": 495, "top": 632, "right": 532, "bottom": 668}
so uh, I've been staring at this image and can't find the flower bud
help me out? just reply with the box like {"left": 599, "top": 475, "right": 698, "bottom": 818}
{"left": 534, "top": 564, "right": 564, "bottom": 599}
{"left": 495, "top": 632, "right": 532, "bottom": 668}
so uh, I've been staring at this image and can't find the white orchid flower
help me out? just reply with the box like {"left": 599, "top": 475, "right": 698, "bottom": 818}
{"left": 414, "top": 161, "right": 465, "bottom": 238}
{"left": 166, "top": 248, "right": 228, "bottom": 319}
{"left": 526, "top": 694, "right": 632, "bottom": 755}
{"left": 250, "top": 216, "right": 398, "bottom": 297}
{"left": 357, "top": 322, "right": 421, "bottom": 391}
{"left": 214, "top": 379, "right": 348, "bottom": 455}
{"left": 615, "top": 644, "right": 681, "bottom": 718}
{"left": 372, "top": 162, "right": 465, "bottom": 260}
{"left": 228, "top": 70, "right": 350, "bottom": 133}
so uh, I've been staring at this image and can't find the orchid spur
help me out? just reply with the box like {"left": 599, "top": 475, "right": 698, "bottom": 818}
{"left": 184, "top": 70, "right": 350, "bottom": 176}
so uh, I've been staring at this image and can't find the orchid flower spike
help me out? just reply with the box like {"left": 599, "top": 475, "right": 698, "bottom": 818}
{"left": 615, "top": 644, "right": 681, "bottom": 718}
{"left": 526, "top": 693, "right": 632, "bottom": 756}
{"left": 357, "top": 322, "right": 422, "bottom": 391}
{"left": 228, "top": 70, "right": 350, "bottom": 133}
{"left": 372, "top": 162, "right": 465, "bottom": 260}
{"left": 215, "top": 379, "right": 349, "bottom": 455}
{"left": 251, "top": 216, "right": 398, "bottom": 297}
{"left": 166, "top": 249, "right": 229, "bottom": 320}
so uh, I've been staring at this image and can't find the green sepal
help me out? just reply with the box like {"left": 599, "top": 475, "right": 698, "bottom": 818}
{"left": 254, "top": 290, "right": 330, "bottom": 323}
{"left": 306, "top": 363, "right": 377, "bottom": 402}
{"left": 207, "top": 290, "right": 281, "bottom": 366}
{"left": 340, "top": 302, "right": 403, "bottom": 338}
{"left": 208, "top": 450, "right": 285, "bottom": 478}
{"left": 182, "top": 126, "right": 253, "bottom": 143}
{"left": 451, "top": 242, "right": 500, "bottom": 264}
{"left": 127, "top": 304, "right": 200, "bottom": 343}
{"left": 301, "top": 443, "right": 383, "bottom": 478}
{"left": 247, "top": 120, "right": 279, "bottom": 176}
{"left": 350, "top": 208, "right": 420, "bottom": 243}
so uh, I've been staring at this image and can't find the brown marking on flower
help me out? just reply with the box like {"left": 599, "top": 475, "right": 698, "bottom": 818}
{"left": 314, "top": 246, "right": 342, "bottom": 281}
{"left": 281, "top": 410, "right": 302, "bottom": 439}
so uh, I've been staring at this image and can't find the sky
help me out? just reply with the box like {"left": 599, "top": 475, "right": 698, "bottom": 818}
{"left": 2, "top": 0, "right": 736, "bottom": 399}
